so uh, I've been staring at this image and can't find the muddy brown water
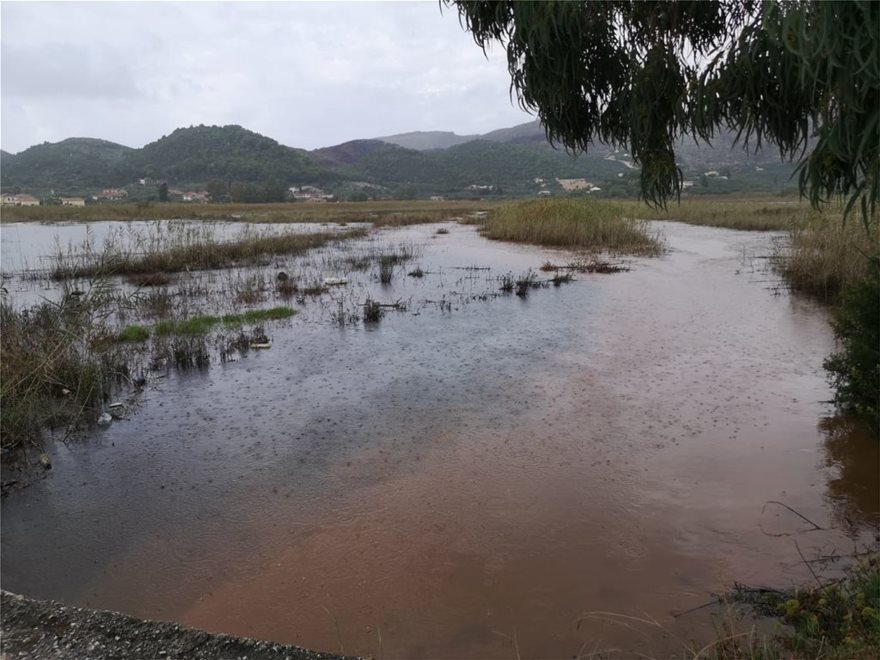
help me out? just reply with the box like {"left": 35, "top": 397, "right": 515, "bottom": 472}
{"left": 2, "top": 221, "right": 877, "bottom": 658}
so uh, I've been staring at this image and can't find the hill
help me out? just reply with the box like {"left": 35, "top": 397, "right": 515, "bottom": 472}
{"left": 318, "top": 141, "right": 455, "bottom": 187}
{"left": 128, "top": 125, "right": 336, "bottom": 185}
{"left": 374, "top": 130, "right": 477, "bottom": 151}
{"left": 0, "top": 122, "right": 801, "bottom": 200}
{"left": 1, "top": 138, "right": 135, "bottom": 193}
{"left": 377, "top": 120, "right": 547, "bottom": 150}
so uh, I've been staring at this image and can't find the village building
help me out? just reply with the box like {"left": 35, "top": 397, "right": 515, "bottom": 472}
{"left": 60, "top": 197, "right": 86, "bottom": 207}
{"left": 0, "top": 193, "right": 40, "bottom": 206}
{"left": 182, "top": 191, "right": 210, "bottom": 203}
{"left": 289, "top": 185, "right": 327, "bottom": 200}
{"left": 100, "top": 188, "right": 127, "bottom": 200}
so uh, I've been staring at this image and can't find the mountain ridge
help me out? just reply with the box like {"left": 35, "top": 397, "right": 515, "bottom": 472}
{"left": 1, "top": 122, "right": 800, "bottom": 199}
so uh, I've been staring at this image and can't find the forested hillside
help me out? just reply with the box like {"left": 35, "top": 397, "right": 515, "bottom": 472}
{"left": 1, "top": 122, "right": 800, "bottom": 200}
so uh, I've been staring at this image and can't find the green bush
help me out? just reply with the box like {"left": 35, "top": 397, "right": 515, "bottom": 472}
{"left": 824, "top": 259, "right": 880, "bottom": 429}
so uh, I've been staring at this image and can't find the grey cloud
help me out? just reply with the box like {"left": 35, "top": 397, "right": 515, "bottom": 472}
{"left": 2, "top": 42, "right": 139, "bottom": 100}
{"left": 0, "top": 2, "right": 532, "bottom": 153}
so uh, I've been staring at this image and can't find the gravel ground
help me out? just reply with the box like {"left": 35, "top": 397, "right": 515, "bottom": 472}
{"left": 0, "top": 591, "right": 356, "bottom": 660}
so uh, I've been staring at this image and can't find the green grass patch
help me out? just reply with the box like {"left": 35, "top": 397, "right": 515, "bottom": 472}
{"left": 117, "top": 324, "right": 150, "bottom": 342}
{"left": 222, "top": 306, "right": 296, "bottom": 325}
{"left": 154, "top": 315, "right": 220, "bottom": 337}
{"left": 156, "top": 308, "right": 296, "bottom": 336}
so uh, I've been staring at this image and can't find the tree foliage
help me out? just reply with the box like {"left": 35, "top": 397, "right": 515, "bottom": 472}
{"left": 447, "top": 0, "right": 879, "bottom": 217}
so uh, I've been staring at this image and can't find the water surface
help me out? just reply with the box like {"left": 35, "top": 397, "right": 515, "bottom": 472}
{"left": 2, "top": 220, "right": 877, "bottom": 658}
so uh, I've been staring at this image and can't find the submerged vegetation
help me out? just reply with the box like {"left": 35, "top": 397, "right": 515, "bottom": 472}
{"left": 0, "top": 296, "right": 125, "bottom": 451}
{"left": 0, "top": 294, "right": 297, "bottom": 450}
{"left": 50, "top": 225, "right": 368, "bottom": 280}
{"left": 151, "top": 307, "right": 296, "bottom": 337}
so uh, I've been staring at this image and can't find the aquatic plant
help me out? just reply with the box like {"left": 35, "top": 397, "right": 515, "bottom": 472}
{"left": 515, "top": 270, "right": 539, "bottom": 297}
{"left": 49, "top": 226, "right": 369, "bottom": 280}
{"left": 126, "top": 272, "right": 173, "bottom": 287}
{"left": 0, "top": 298, "right": 125, "bottom": 450}
{"left": 363, "top": 298, "right": 383, "bottom": 323}
{"left": 379, "top": 259, "right": 394, "bottom": 285}
{"left": 118, "top": 325, "right": 150, "bottom": 342}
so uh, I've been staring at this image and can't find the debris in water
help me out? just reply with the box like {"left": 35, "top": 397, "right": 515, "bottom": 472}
{"left": 38, "top": 453, "right": 51, "bottom": 470}
{"left": 97, "top": 412, "right": 113, "bottom": 426}
{"left": 323, "top": 277, "right": 347, "bottom": 286}
{"left": 107, "top": 403, "right": 127, "bottom": 420}
{"left": 250, "top": 342, "right": 272, "bottom": 349}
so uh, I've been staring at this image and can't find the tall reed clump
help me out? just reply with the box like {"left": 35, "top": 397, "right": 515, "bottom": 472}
{"left": 482, "top": 198, "right": 662, "bottom": 254}
{"left": 0, "top": 300, "right": 122, "bottom": 450}
{"left": 775, "top": 217, "right": 879, "bottom": 300}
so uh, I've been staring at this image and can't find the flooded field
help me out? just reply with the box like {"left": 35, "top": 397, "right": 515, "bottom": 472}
{"left": 1, "top": 218, "right": 877, "bottom": 658}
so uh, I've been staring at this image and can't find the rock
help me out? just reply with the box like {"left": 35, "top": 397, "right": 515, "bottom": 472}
{"left": 38, "top": 453, "right": 51, "bottom": 469}
{"left": 276, "top": 271, "right": 289, "bottom": 282}
{"left": 97, "top": 412, "right": 113, "bottom": 426}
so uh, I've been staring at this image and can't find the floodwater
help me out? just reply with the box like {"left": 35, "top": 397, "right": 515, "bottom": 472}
{"left": 1, "top": 220, "right": 878, "bottom": 658}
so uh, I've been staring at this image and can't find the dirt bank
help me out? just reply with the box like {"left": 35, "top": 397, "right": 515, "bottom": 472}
{"left": 0, "top": 591, "right": 353, "bottom": 660}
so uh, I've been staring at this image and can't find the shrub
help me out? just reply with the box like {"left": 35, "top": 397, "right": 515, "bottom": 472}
{"left": 824, "top": 260, "right": 880, "bottom": 429}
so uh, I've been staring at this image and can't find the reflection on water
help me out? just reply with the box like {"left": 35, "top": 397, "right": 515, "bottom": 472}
{"left": 820, "top": 416, "right": 880, "bottom": 533}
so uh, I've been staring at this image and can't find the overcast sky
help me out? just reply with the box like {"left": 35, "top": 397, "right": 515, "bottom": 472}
{"left": 1, "top": 1, "right": 534, "bottom": 154}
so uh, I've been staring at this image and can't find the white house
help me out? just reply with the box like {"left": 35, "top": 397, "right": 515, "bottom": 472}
{"left": 1, "top": 193, "right": 40, "bottom": 206}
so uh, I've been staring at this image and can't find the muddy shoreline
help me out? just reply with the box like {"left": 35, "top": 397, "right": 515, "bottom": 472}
{"left": 0, "top": 591, "right": 352, "bottom": 660}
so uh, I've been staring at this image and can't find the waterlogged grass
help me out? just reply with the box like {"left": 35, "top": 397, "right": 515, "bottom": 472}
{"left": 2, "top": 200, "right": 496, "bottom": 225}
{"left": 483, "top": 198, "right": 663, "bottom": 254}
{"left": 154, "top": 315, "right": 220, "bottom": 337}
{"left": 51, "top": 228, "right": 368, "bottom": 280}
{"left": 224, "top": 306, "right": 297, "bottom": 324}
{"left": 151, "top": 307, "right": 296, "bottom": 337}
{"left": 639, "top": 197, "right": 824, "bottom": 231}
{"left": 0, "top": 300, "right": 124, "bottom": 450}
{"left": 117, "top": 324, "right": 150, "bottom": 342}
